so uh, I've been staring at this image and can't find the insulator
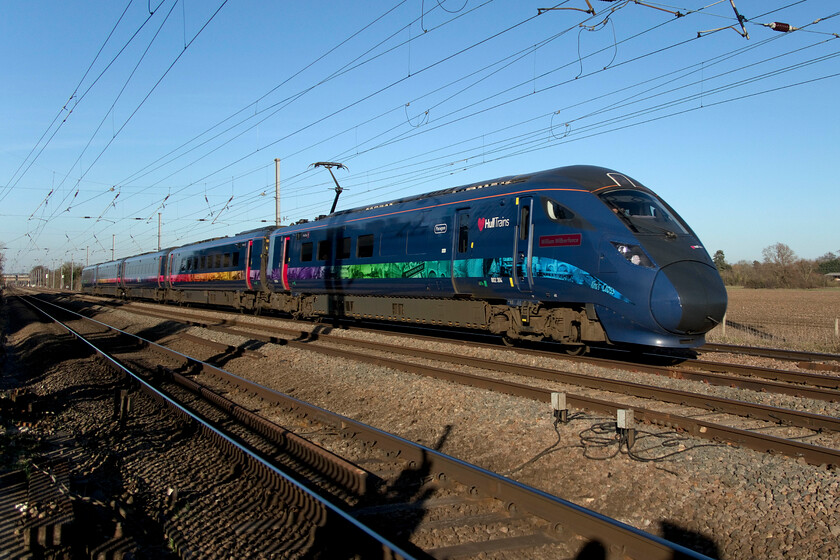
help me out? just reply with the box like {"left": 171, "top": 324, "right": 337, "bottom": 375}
{"left": 766, "top": 22, "right": 795, "bottom": 33}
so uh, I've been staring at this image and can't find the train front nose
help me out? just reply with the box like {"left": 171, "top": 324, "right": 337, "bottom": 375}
{"left": 650, "top": 261, "right": 727, "bottom": 334}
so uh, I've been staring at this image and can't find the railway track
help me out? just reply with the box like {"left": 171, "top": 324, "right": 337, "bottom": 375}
{"left": 700, "top": 342, "right": 840, "bottom": 366}
{"left": 15, "top": 293, "right": 713, "bottom": 559}
{"left": 52, "top": 294, "right": 840, "bottom": 467}
{"left": 72, "top": 293, "right": 840, "bottom": 390}
{"left": 17, "top": 295, "right": 417, "bottom": 559}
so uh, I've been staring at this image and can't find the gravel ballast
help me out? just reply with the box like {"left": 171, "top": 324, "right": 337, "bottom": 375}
{"left": 4, "top": 293, "right": 840, "bottom": 558}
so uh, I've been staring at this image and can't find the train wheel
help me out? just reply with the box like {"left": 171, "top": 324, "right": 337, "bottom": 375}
{"left": 564, "top": 344, "right": 588, "bottom": 356}
{"left": 502, "top": 335, "right": 517, "bottom": 347}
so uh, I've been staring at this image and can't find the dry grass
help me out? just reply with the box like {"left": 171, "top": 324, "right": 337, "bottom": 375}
{"left": 704, "top": 287, "right": 840, "bottom": 353}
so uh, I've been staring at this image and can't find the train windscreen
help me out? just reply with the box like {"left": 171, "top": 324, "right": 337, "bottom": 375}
{"left": 597, "top": 189, "right": 688, "bottom": 236}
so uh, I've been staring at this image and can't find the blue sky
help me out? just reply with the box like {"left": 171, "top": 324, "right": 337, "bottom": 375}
{"left": 2, "top": 0, "right": 838, "bottom": 273}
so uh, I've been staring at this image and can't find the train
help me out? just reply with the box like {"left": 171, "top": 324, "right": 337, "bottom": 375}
{"left": 81, "top": 165, "right": 727, "bottom": 352}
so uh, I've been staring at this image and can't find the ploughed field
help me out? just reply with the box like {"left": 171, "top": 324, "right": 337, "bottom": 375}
{"left": 706, "top": 287, "right": 840, "bottom": 353}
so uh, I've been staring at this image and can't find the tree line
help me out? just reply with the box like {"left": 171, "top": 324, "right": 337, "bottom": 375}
{"left": 714, "top": 244, "right": 840, "bottom": 289}
{"left": 28, "top": 263, "right": 85, "bottom": 290}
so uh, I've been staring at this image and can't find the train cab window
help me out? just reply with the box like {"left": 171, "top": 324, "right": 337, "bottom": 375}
{"left": 458, "top": 213, "right": 469, "bottom": 253}
{"left": 301, "top": 242, "right": 313, "bottom": 262}
{"left": 317, "top": 240, "right": 331, "bottom": 261}
{"left": 338, "top": 237, "right": 351, "bottom": 259}
{"left": 542, "top": 198, "right": 575, "bottom": 222}
{"left": 232, "top": 253, "right": 239, "bottom": 267}
{"left": 598, "top": 189, "right": 689, "bottom": 235}
{"left": 357, "top": 234, "right": 374, "bottom": 258}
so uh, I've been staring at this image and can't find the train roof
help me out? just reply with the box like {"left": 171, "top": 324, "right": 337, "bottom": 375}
{"left": 328, "top": 165, "right": 645, "bottom": 219}
{"left": 85, "top": 165, "right": 648, "bottom": 267}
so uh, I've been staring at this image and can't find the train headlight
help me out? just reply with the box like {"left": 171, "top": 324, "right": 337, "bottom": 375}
{"left": 611, "top": 242, "right": 654, "bottom": 268}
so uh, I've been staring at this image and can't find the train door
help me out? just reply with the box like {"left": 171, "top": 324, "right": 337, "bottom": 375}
{"left": 267, "top": 234, "right": 291, "bottom": 292}
{"left": 260, "top": 234, "right": 271, "bottom": 293}
{"left": 245, "top": 240, "right": 255, "bottom": 290}
{"left": 515, "top": 196, "right": 534, "bottom": 293}
{"left": 167, "top": 254, "right": 174, "bottom": 288}
{"left": 451, "top": 208, "right": 471, "bottom": 295}
{"left": 279, "top": 236, "right": 290, "bottom": 291}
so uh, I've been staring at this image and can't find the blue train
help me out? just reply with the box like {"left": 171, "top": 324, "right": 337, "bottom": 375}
{"left": 81, "top": 165, "right": 727, "bottom": 352}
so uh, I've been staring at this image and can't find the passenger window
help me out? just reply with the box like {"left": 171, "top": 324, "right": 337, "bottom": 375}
{"left": 317, "top": 240, "right": 331, "bottom": 261}
{"left": 338, "top": 237, "right": 351, "bottom": 259}
{"left": 458, "top": 214, "right": 469, "bottom": 253}
{"left": 215, "top": 254, "right": 222, "bottom": 268}
{"left": 357, "top": 234, "right": 374, "bottom": 258}
{"left": 301, "top": 242, "right": 313, "bottom": 262}
{"left": 223, "top": 253, "right": 231, "bottom": 268}
{"left": 520, "top": 205, "right": 530, "bottom": 241}
{"left": 232, "top": 253, "right": 239, "bottom": 267}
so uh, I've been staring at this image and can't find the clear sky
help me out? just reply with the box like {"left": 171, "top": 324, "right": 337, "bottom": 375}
{"left": 1, "top": 0, "right": 838, "bottom": 273}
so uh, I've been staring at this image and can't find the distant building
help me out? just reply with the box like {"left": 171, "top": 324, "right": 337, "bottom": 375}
{"left": 826, "top": 272, "right": 840, "bottom": 282}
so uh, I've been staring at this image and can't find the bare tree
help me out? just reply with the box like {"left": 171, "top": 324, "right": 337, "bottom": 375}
{"left": 762, "top": 242, "right": 797, "bottom": 267}
{"left": 761, "top": 243, "right": 797, "bottom": 288}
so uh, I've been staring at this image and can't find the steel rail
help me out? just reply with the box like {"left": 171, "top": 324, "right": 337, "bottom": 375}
{"left": 302, "top": 336, "right": 840, "bottom": 407}
{"left": 132, "top": 309, "right": 840, "bottom": 435}
{"left": 105, "top": 301, "right": 840, "bottom": 397}
{"left": 676, "top": 357, "right": 840, "bottom": 390}
{"left": 701, "top": 342, "right": 840, "bottom": 363}
{"left": 142, "top": 321, "right": 840, "bottom": 469}
{"left": 59, "top": 295, "right": 840, "bottom": 468}
{"left": 19, "top": 296, "right": 420, "bottom": 560}
{"left": 29, "top": 295, "right": 712, "bottom": 560}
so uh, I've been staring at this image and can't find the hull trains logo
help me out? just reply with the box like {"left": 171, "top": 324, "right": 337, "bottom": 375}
{"left": 477, "top": 216, "right": 510, "bottom": 231}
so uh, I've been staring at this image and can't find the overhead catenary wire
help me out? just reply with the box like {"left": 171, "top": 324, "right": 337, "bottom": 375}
{"left": 2, "top": 0, "right": 141, "bottom": 202}
{"left": 115, "top": 0, "right": 415, "bottom": 191}
{"left": 21, "top": 0, "right": 231, "bottom": 255}
{"left": 21, "top": 1, "right": 720, "bottom": 223}
{"left": 59, "top": 0, "right": 492, "bottom": 258}
{"left": 12, "top": 2, "right": 839, "bottom": 270}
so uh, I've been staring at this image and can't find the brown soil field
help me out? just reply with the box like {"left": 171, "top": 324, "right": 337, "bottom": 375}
{"left": 705, "top": 287, "right": 840, "bottom": 353}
